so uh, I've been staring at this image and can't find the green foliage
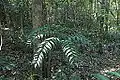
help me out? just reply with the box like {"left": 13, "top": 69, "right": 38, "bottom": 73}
{"left": 32, "top": 37, "right": 60, "bottom": 68}
{"left": 106, "top": 72, "right": 120, "bottom": 77}
{"left": 1, "top": 0, "right": 120, "bottom": 79}
{"left": 26, "top": 25, "right": 92, "bottom": 79}
{"left": 0, "top": 56, "right": 15, "bottom": 71}
{"left": 0, "top": 56, "right": 15, "bottom": 80}
{"left": 30, "top": 35, "right": 79, "bottom": 68}
{"left": 0, "top": 76, "right": 8, "bottom": 80}
{"left": 61, "top": 40, "right": 77, "bottom": 64}
{"left": 70, "top": 75, "right": 82, "bottom": 80}
{"left": 27, "top": 74, "right": 40, "bottom": 80}
{"left": 27, "top": 25, "right": 92, "bottom": 67}
{"left": 53, "top": 70, "right": 68, "bottom": 80}
{"left": 91, "top": 73, "right": 110, "bottom": 80}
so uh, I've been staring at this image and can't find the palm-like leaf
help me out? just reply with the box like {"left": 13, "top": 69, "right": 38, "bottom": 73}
{"left": 27, "top": 33, "right": 48, "bottom": 45}
{"left": 32, "top": 37, "right": 60, "bottom": 68}
{"left": 61, "top": 40, "right": 77, "bottom": 65}
{"left": 32, "top": 36, "right": 78, "bottom": 68}
{"left": 27, "top": 25, "right": 91, "bottom": 68}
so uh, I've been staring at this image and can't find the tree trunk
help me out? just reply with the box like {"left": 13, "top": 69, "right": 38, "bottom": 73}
{"left": 32, "top": 0, "right": 46, "bottom": 28}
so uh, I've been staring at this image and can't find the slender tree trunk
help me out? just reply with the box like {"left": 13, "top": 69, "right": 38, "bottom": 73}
{"left": 117, "top": 0, "right": 120, "bottom": 26}
{"left": 0, "top": 35, "right": 2, "bottom": 51}
{"left": 99, "top": 0, "right": 105, "bottom": 42}
{"left": 0, "top": 22, "right": 2, "bottom": 51}
{"left": 32, "top": 0, "right": 46, "bottom": 28}
{"left": 105, "top": 0, "right": 109, "bottom": 32}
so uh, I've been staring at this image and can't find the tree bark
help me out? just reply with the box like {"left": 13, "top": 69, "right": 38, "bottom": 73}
{"left": 32, "top": 0, "right": 46, "bottom": 28}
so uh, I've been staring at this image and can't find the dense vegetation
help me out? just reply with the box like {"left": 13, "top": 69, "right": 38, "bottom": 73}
{"left": 0, "top": 0, "right": 120, "bottom": 80}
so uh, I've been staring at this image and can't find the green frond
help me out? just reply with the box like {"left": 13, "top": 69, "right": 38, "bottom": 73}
{"left": 68, "top": 34, "right": 91, "bottom": 44}
{"left": 26, "top": 25, "right": 51, "bottom": 45}
{"left": 27, "top": 25, "right": 69, "bottom": 41}
{"left": 27, "top": 33, "right": 51, "bottom": 45}
{"left": 61, "top": 40, "right": 77, "bottom": 65}
{"left": 27, "top": 34, "right": 44, "bottom": 45}
{"left": 27, "top": 26, "right": 85, "bottom": 68}
{"left": 106, "top": 72, "right": 120, "bottom": 77}
{"left": 27, "top": 32, "right": 67, "bottom": 46}
{"left": 26, "top": 25, "right": 91, "bottom": 48}
{"left": 32, "top": 37, "right": 60, "bottom": 68}
{"left": 91, "top": 74, "right": 110, "bottom": 80}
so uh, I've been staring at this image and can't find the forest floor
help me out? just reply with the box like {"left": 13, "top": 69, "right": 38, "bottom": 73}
{"left": 0, "top": 37, "right": 120, "bottom": 79}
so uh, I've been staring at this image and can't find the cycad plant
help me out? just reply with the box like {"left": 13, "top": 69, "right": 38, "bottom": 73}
{"left": 26, "top": 25, "right": 91, "bottom": 79}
